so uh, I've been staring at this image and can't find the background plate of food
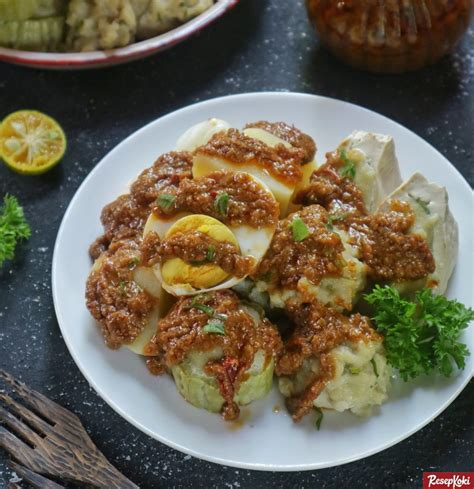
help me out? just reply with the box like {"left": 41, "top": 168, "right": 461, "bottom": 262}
{"left": 52, "top": 92, "right": 473, "bottom": 471}
{"left": 0, "top": 0, "right": 238, "bottom": 69}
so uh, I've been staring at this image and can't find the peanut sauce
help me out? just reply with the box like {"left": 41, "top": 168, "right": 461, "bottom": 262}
{"left": 294, "top": 152, "right": 435, "bottom": 282}
{"left": 255, "top": 205, "right": 345, "bottom": 289}
{"left": 89, "top": 151, "right": 193, "bottom": 259}
{"left": 149, "top": 230, "right": 255, "bottom": 278}
{"left": 277, "top": 299, "right": 381, "bottom": 421}
{"left": 195, "top": 129, "right": 305, "bottom": 184}
{"left": 154, "top": 170, "right": 280, "bottom": 229}
{"left": 244, "top": 120, "right": 317, "bottom": 164}
{"left": 145, "top": 290, "right": 282, "bottom": 420}
{"left": 85, "top": 237, "right": 157, "bottom": 349}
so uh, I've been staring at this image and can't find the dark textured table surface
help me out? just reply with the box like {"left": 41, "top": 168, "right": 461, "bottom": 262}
{"left": 0, "top": 1, "right": 473, "bottom": 487}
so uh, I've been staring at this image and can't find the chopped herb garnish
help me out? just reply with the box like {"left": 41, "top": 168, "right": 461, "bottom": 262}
{"left": 408, "top": 193, "right": 431, "bottom": 215}
{"left": 128, "top": 256, "right": 140, "bottom": 269}
{"left": 339, "top": 149, "right": 356, "bottom": 179}
{"left": 290, "top": 217, "right": 310, "bottom": 242}
{"left": 214, "top": 192, "right": 229, "bottom": 216}
{"left": 203, "top": 318, "right": 226, "bottom": 335}
{"left": 206, "top": 245, "right": 216, "bottom": 262}
{"left": 325, "top": 213, "right": 347, "bottom": 231}
{"left": 314, "top": 408, "right": 324, "bottom": 430}
{"left": 349, "top": 366, "right": 361, "bottom": 375}
{"left": 119, "top": 280, "right": 127, "bottom": 294}
{"left": 370, "top": 358, "right": 379, "bottom": 377}
{"left": 192, "top": 302, "right": 215, "bottom": 316}
{"left": 156, "top": 193, "right": 176, "bottom": 210}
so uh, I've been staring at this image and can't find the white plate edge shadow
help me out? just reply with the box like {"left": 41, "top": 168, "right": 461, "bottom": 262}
{"left": 51, "top": 92, "right": 474, "bottom": 471}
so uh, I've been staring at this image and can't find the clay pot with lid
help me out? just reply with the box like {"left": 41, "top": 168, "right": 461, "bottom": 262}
{"left": 305, "top": 0, "right": 473, "bottom": 73}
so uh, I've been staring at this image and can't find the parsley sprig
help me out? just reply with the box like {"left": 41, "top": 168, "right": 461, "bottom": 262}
{"left": 365, "top": 285, "right": 472, "bottom": 381}
{"left": 0, "top": 195, "right": 31, "bottom": 267}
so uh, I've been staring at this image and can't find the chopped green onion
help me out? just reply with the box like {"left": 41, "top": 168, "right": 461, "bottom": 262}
{"left": 214, "top": 192, "right": 229, "bottom": 216}
{"left": 156, "top": 193, "right": 176, "bottom": 210}
{"left": 192, "top": 302, "right": 215, "bottom": 316}
{"left": 206, "top": 245, "right": 216, "bottom": 262}
{"left": 290, "top": 217, "right": 310, "bottom": 242}
{"left": 119, "top": 280, "right": 127, "bottom": 294}
{"left": 349, "top": 366, "right": 361, "bottom": 375}
{"left": 203, "top": 319, "right": 226, "bottom": 335}
{"left": 325, "top": 213, "right": 347, "bottom": 231}
{"left": 370, "top": 358, "right": 379, "bottom": 377}
{"left": 128, "top": 256, "right": 140, "bottom": 269}
{"left": 408, "top": 193, "right": 431, "bottom": 215}
{"left": 214, "top": 312, "right": 228, "bottom": 322}
{"left": 339, "top": 149, "right": 356, "bottom": 179}
{"left": 314, "top": 408, "right": 324, "bottom": 430}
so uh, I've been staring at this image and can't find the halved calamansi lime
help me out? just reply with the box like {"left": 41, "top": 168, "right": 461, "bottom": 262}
{"left": 0, "top": 110, "right": 66, "bottom": 175}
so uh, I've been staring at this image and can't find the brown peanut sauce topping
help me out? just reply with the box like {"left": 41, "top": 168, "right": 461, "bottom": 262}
{"left": 244, "top": 120, "right": 317, "bottom": 164}
{"left": 142, "top": 230, "right": 255, "bottom": 279}
{"left": 278, "top": 299, "right": 381, "bottom": 421}
{"left": 294, "top": 150, "right": 367, "bottom": 218}
{"left": 255, "top": 205, "right": 345, "bottom": 289}
{"left": 85, "top": 236, "right": 157, "bottom": 349}
{"left": 195, "top": 129, "right": 305, "bottom": 184}
{"left": 293, "top": 152, "right": 435, "bottom": 283}
{"left": 153, "top": 170, "right": 279, "bottom": 229}
{"left": 145, "top": 290, "right": 282, "bottom": 420}
{"left": 89, "top": 151, "right": 193, "bottom": 259}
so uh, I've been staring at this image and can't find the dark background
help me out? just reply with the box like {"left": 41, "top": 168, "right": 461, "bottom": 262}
{"left": 0, "top": 1, "right": 473, "bottom": 487}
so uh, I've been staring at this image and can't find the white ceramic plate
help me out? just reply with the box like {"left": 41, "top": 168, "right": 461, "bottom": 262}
{"left": 52, "top": 93, "right": 473, "bottom": 471}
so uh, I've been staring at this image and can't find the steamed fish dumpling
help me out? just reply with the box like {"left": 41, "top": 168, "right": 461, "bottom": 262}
{"left": 86, "top": 237, "right": 172, "bottom": 354}
{"left": 377, "top": 172, "right": 459, "bottom": 294}
{"left": 254, "top": 205, "right": 367, "bottom": 311}
{"left": 142, "top": 170, "right": 280, "bottom": 296}
{"left": 193, "top": 128, "right": 308, "bottom": 217}
{"left": 145, "top": 290, "right": 282, "bottom": 420}
{"left": 176, "top": 118, "right": 231, "bottom": 152}
{"left": 277, "top": 300, "right": 391, "bottom": 421}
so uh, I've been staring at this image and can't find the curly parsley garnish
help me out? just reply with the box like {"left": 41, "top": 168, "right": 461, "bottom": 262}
{"left": 365, "top": 285, "right": 472, "bottom": 381}
{"left": 214, "top": 192, "right": 229, "bottom": 216}
{"left": 0, "top": 195, "right": 31, "bottom": 267}
{"left": 339, "top": 149, "right": 356, "bottom": 179}
{"left": 290, "top": 217, "right": 310, "bottom": 242}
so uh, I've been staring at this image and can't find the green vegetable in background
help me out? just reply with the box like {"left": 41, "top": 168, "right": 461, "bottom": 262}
{"left": 0, "top": 195, "right": 31, "bottom": 267}
{"left": 365, "top": 285, "right": 472, "bottom": 381}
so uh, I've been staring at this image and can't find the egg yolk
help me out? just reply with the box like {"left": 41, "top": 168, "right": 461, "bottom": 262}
{"left": 161, "top": 214, "right": 239, "bottom": 289}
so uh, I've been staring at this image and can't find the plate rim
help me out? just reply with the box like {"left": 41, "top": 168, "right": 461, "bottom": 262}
{"left": 52, "top": 92, "right": 474, "bottom": 471}
{"left": 0, "top": 0, "right": 239, "bottom": 69}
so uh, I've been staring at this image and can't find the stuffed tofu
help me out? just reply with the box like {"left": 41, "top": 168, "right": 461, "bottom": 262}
{"left": 145, "top": 290, "right": 282, "bottom": 420}
{"left": 377, "top": 172, "right": 458, "bottom": 294}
